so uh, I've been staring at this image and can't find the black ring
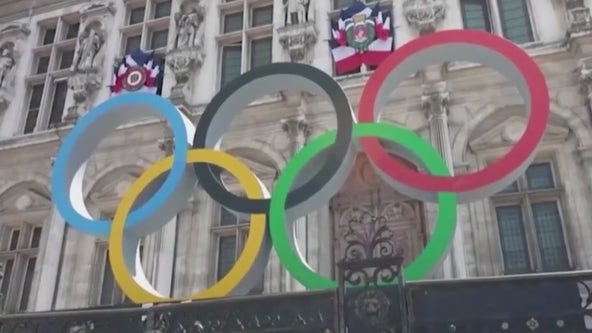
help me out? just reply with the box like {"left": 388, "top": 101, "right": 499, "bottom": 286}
{"left": 192, "top": 63, "right": 354, "bottom": 214}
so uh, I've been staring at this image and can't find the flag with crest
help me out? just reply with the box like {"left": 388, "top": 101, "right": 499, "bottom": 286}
{"left": 329, "top": 1, "right": 394, "bottom": 75}
{"left": 110, "top": 48, "right": 163, "bottom": 96}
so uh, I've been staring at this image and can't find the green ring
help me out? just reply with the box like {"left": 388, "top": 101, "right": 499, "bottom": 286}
{"left": 269, "top": 122, "right": 457, "bottom": 289}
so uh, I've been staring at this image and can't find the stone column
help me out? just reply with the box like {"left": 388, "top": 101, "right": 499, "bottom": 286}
{"left": 280, "top": 114, "right": 310, "bottom": 291}
{"left": 33, "top": 209, "right": 66, "bottom": 311}
{"left": 422, "top": 81, "right": 467, "bottom": 279}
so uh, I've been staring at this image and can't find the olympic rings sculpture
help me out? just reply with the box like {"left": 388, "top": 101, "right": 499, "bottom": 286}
{"left": 50, "top": 30, "right": 549, "bottom": 304}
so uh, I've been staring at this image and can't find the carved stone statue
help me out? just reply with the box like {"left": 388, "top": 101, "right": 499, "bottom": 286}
{"left": 73, "top": 27, "right": 104, "bottom": 71}
{"left": 0, "top": 47, "right": 14, "bottom": 89}
{"left": 174, "top": 6, "right": 204, "bottom": 49}
{"left": 285, "top": 0, "right": 311, "bottom": 25}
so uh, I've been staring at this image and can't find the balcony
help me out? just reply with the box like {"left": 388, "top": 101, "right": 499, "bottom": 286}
{"left": 0, "top": 269, "right": 592, "bottom": 332}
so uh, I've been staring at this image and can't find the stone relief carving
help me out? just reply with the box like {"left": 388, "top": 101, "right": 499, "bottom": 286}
{"left": 565, "top": 0, "right": 592, "bottom": 35}
{"left": 0, "top": 23, "right": 30, "bottom": 114}
{"left": 278, "top": 0, "right": 317, "bottom": 63}
{"left": 330, "top": 154, "right": 424, "bottom": 268}
{"left": 167, "top": 0, "right": 206, "bottom": 91}
{"left": 402, "top": 0, "right": 446, "bottom": 35}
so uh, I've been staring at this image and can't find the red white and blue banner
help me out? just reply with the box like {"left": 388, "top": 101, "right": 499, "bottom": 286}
{"left": 329, "top": 1, "right": 394, "bottom": 75}
{"left": 110, "top": 49, "right": 163, "bottom": 96}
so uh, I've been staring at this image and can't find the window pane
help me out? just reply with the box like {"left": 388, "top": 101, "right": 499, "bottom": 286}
{"left": 24, "top": 110, "right": 39, "bottom": 134}
{"left": 498, "top": 181, "right": 519, "bottom": 194}
{"left": 48, "top": 81, "right": 68, "bottom": 127}
{"left": 333, "top": 0, "right": 354, "bottom": 9}
{"left": 150, "top": 30, "right": 168, "bottom": 49}
{"left": 252, "top": 6, "right": 273, "bottom": 27}
{"left": 217, "top": 236, "right": 237, "bottom": 280}
{"left": 250, "top": 38, "right": 272, "bottom": 69}
{"left": 496, "top": 205, "right": 531, "bottom": 274}
{"left": 498, "top": 0, "right": 533, "bottom": 44}
{"left": 129, "top": 7, "right": 146, "bottom": 25}
{"left": 221, "top": 45, "right": 242, "bottom": 87}
{"left": 18, "top": 257, "right": 36, "bottom": 311}
{"left": 0, "top": 259, "right": 14, "bottom": 300}
{"left": 526, "top": 163, "right": 554, "bottom": 190}
{"left": 125, "top": 35, "right": 142, "bottom": 54}
{"left": 65, "top": 23, "right": 79, "bottom": 40}
{"left": 220, "top": 207, "right": 237, "bottom": 226}
{"left": 59, "top": 50, "right": 75, "bottom": 69}
{"left": 224, "top": 12, "right": 243, "bottom": 33}
{"left": 9, "top": 230, "right": 19, "bottom": 251}
{"left": 30, "top": 227, "right": 42, "bottom": 249}
{"left": 43, "top": 28, "right": 56, "bottom": 45}
{"left": 36, "top": 56, "right": 50, "bottom": 74}
{"left": 154, "top": 1, "right": 171, "bottom": 19}
{"left": 29, "top": 85, "right": 44, "bottom": 109}
{"left": 100, "top": 251, "right": 117, "bottom": 305}
{"left": 460, "top": 0, "right": 492, "bottom": 32}
{"left": 24, "top": 85, "right": 44, "bottom": 134}
{"left": 532, "top": 202, "right": 569, "bottom": 272}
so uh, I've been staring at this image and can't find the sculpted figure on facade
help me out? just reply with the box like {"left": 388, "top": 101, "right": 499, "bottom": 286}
{"left": 278, "top": 0, "right": 317, "bottom": 63}
{"left": 66, "top": 22, "right": 107, "bottom": 123}
{"left": 72, "top": 26, "right": 104, "bottom": 71}
{"left": 167, "top": 0, "right": 206, "bottom": 91}
{"left": 284, "top": 0, "right": 312, "bottom": 25}
{"left": 0, "top": 45, "right": 14, "bottom": 90}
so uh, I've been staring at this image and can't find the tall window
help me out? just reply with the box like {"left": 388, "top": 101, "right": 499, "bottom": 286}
{"left": 218, "top": 0, "right": 273, "bottom": 88}
{"left": 492, "top": 162, "right": 570, "bottom": 274}
{"left": 93, "top": 241, "right": 144, "bottom": 305}
{"left": 121, "top": 0, "right": 171, "bottom": 56}
{"left": 0, "top": 224, "right": 42, "bottom": 313}
{"left": 24, "top": 17, "right": 79, "bottom": 134}
{"left": 459, "top": 0, "right": 534, "bottom": 44}
{"left": 213, "top": 206, "right": 264, "bottom": 294}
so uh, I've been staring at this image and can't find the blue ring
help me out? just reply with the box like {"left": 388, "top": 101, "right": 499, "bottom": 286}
{"left": 51, "top": 93, "right": 189, "bottom": 236}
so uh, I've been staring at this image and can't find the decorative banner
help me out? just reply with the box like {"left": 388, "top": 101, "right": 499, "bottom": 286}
{"left": 50, "top": 30, "right": 549, "bottom": 304}
{"left": 111, "top": 48, "right": 164, "bottom": 96}
{"left": 329, "top": 1, "right": 394, "bottom": 74}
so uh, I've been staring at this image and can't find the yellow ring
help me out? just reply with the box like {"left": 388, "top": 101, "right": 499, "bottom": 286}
{"left": 108, "top": 149, "right": 266, "bottom": 303}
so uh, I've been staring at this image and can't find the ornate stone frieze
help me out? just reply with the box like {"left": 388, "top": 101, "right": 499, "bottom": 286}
{"left": 166, "top": 0, "right": 206, "bottom": 89}
{"left": 565, "top": 0, "right": 592, "bottom": 35}
{"left": 402, "top": 0, "right": 446, "bottom": 35}
{"left": 278, "top": 0, "right": 317, "bottom": 63}
{"left": 0, "top": 23, "right": 30, "bottom": 114}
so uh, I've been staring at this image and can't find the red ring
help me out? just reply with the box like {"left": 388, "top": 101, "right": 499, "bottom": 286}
{"left": 358, "top": 30, "right": 548, "bottom": 193}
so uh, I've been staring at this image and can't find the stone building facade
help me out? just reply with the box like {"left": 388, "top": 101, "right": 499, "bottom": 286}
{"left": 0, "top": 0, "right": 590, "bottom": 316}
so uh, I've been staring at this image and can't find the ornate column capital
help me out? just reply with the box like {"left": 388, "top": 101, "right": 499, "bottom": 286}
{"left": 421, "top": 81, "right": 449, "bottom": 119}
{"left": 281, "top": 115, "right": 310, "bottom": 146}
{"left": 402, "top": 0, "right": 446, "bottom": 35}
{"left": 565, "top": 0, "right": 592, "bottom": 35}
{"left": 166, "top": 0, "right": 206, "bottom": 93}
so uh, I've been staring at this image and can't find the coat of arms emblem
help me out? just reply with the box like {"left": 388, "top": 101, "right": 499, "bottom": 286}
{"left": 346, "top": 13, "right": 376, "bottom": 53}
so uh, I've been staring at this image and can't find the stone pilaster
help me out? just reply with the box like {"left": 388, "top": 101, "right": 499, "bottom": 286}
{"left": 280, "top": 114, "right": 310, "bottom": 291}
{"left": 422, "top": 81, "right": 467, "bottom": 279}
{"left": 32, "top": 209, "right": 66, "bottom": 311}
{"left": 402, "top": 0, "right": 446, "bottom": 35}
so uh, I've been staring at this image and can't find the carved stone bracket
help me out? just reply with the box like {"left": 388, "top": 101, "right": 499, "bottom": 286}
{"left": 578, "top": 57, "right": 592, "bottom": 122}
{"left": 421, "top": 81, "right": 449, "bottom": 119}
{"left": 278, "top": 22, "right": 318, "bottom": 63}
{"left": 0, "top": 23, "right": 30, "bottom": 114}
{"left": 565, "top": 0, "right": 592, "bottom": 35}
{"left": 402, "top": 0, "right": 446, "bottom": 35}
{"left": 281, "top": 114, "right": 310, "bottom": 153}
